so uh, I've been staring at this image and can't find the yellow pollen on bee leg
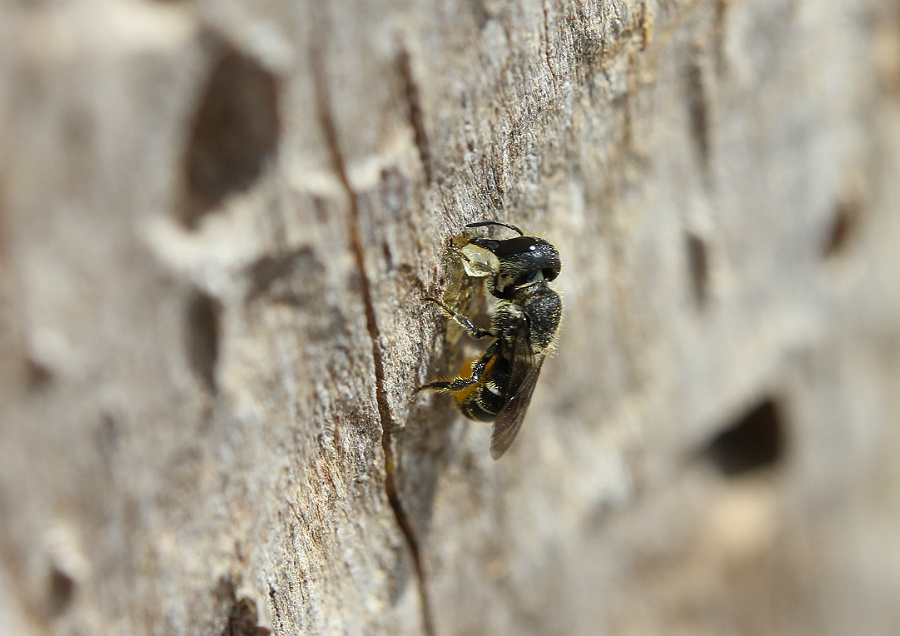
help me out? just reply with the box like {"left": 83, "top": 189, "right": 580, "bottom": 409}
{"left": 452, "top": 356, "right": 496, "bottom": 408}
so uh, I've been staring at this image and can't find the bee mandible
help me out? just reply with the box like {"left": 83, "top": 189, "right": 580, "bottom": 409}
{"left": 417, "top": 221, "right": 562, "bottom": 459}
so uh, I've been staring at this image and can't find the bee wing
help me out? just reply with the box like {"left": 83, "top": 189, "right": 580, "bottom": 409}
{"left": 490, "top": 335, "right": 546, "bottom": 460}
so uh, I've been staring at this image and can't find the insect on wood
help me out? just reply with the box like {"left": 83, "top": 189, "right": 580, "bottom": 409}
{"left": 417, "top": 221, "right": 563, "bottom": 459}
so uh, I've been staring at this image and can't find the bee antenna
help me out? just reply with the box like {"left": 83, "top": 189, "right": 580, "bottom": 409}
{"left": 466, "top": 220, "right": 524, "bottom": 236}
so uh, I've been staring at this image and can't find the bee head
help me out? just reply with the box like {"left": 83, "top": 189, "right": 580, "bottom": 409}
{"left": 470, "top": 235, "right": 561, "bottom": 298}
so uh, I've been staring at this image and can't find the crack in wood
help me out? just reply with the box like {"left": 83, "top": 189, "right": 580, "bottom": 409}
{"left": 685, "top": 58, "right": 712, "bottom": 173}
{"left": 397, "top": 42, "right": 433, "bottom": 185}
{"left": 542, "top": 0, "right": 559, "bottom": 83}
{"left": 310, "top": 14, "right": 436, "bottom": 636}
{"left": 267, "top": 584, "right": 283, "bottom": 634}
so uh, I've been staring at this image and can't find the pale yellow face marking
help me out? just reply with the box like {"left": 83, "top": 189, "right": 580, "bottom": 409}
{"left": 459, "top": 244, "right": 499, "bottom": 279}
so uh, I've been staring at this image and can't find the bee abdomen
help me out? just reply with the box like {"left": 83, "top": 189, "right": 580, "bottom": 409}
{"left": 455, "top": 359, "right": 510, "bottom": 422}
{"left": 460, "top": 395, "right": 499, "bottom": 422}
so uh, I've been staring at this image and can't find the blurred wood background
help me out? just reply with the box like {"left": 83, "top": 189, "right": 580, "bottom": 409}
{"left": 2, "top": 1, "right": 900, "bottom": 635}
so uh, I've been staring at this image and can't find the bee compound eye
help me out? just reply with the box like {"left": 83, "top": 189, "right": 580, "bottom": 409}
{"left": 494, "top": 237, "right": 539, "bottom": 257}
{"left": 543, "top": 265, "right": 560, "bottom": 281}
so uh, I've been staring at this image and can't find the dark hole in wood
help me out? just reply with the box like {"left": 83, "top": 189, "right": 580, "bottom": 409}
{"left": 25, "top": 357, "right": 53, "bottom": 391}
{"left": 823, "top": 197, "right": 860, "bottom": 258}
{"left": 686, "top": 232, "right": 709, "bottom": 308}
{"left": 703, "top": 398, "right": 785, "bottom": 477}
{"left": 47, "top": 565, "right": 75, "bottom": 617}
{"left": 186, "top": 292, "right": 220, "bottom": 394}
{"left": 181, "top": 48, "right": 281, "bottom": 228}
{"left": 685, "top": 61, "right": 711, "bottom": 170}
{"left": 224, "top": 597, "right": 271, "bottom": 636}
{"left": 216, "top": 580, "right": 271, "bottom": 636}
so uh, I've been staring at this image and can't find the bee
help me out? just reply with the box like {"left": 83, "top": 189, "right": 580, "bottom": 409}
{"left": 417, "top": 221, "right": 562, "bottom": 459}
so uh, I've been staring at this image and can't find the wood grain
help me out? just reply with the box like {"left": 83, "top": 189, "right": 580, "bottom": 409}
{"left": 2, "top": 1, "right": 900, "bottom": 635}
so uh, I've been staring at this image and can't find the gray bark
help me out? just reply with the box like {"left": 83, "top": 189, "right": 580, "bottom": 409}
{"left": 2, "top": 1, "right": 900, "bottom": 635}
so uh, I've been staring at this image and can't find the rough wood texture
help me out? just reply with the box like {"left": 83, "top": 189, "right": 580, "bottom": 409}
{"left": 2, "top": 1, "right": 900, "bottom": 635}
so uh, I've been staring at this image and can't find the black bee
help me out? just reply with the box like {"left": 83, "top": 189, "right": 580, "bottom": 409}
{"left": 417, "top": 221, "right": 562, "bottom": 459}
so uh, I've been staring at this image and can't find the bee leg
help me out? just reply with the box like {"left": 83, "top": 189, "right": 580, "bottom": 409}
{"left": 425, "top": 297, "right": 493, "bottom": 339}
{"left": 447, "top": 240, "right": 470, "bottom": 264}
{"left": 417, "top": 341, "right": 499, "bottom": 393}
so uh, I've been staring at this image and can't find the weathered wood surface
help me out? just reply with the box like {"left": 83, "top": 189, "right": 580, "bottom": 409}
{"left": 2, "top": 1, "right": 900, "bottom": 635}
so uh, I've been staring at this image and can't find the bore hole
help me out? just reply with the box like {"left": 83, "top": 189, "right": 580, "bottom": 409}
{"left": 47, "top": 565, "right": 75, "bottom": 617}
{"left": 823, "top": 197, "right": 860, "bottom": 258}
{"left": 181, "top": 46, "right": 281, "bottom": 228}
{"left": 702, "top": 398, "right": 785, "bottom": 478}
{"left": 25, "top": 357, "right": 53, "bottom": 391}
{"left": 216, "top": 583, "right": 271, "bottom": 636}
{"left": 685, "top": 232, "right": 710, "bottom": 308}
{"left": 224, "top": 597, "right": 270, "bottom": 636}
{"left": 685, "top": 61, "right": 711, "bottom": 170}
{"left": 185, "top": 292, "right": 220, "bottom": 394}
